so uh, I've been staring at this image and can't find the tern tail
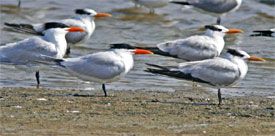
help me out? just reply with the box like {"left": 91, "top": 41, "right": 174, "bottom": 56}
{"left": 145, "top": 64, "right": 212, "bottom": 85}
{"left": 110, "top": 43, "right": 176, "bottom": 58}
{"left": 145, "top": 63, "right": 170, "bottom": 70}
{"left": 54, "top": 59, "right": 65, "bottom": 67}
{"left": 4, "top": 22, "right": 42, "bottom": 35}
{"left": 170, "top": 1, "right": 191, "bottom": 5}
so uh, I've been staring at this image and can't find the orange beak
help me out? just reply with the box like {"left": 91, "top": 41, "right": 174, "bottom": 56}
{"left": 248, "top": 56, "right": 266, "bottom": 61}
{"left": 95, "top": 12, "right": 112, "bottom": 18}
{"left": 226, "top": 28, "right": 244, "bottom": 34}
{"left": 134, "top": 49, "right": 154, "bottom": 55}
{"left": 67, "top": 27, "right": 85, "bottom": 32}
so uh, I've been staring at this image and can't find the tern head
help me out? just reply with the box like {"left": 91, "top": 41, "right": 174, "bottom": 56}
{"left": 113, "top": 49, "right": 153, "bottom": 55}
{"left": 40, "top": 22, "right": 69, "bottom": 36}
{"left": 41, "top": 22, "right": 84, "bottom": 35}
{"left": 75, "top": 8, "right": 112, "bottom": 18}
{"left": 205, "top": 25, "right": 243, "bottom": 37}
{"left": 226, "top": 48, "right": 265, "bottom": 61}
{"left": 43, "top": 26, "right": 85, "bottom": 36}
{"left": 131, "top": 49, "right": 154, "bottom": 55}
{"left": 43, "top": 22, "right": 69, "bottom": 30}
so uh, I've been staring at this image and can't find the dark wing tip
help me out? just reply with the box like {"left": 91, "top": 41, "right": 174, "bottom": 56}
{"left": 250, "top": 30, "right": 272, "bottom": 37}
{"left": 169, "top": 1, "right": 191, "bottom": 5}
{"left": 145, "top": 63, "right": 170, "bottom": 70}
{"left": 110, "top": 43, "right": 135, "bottom": 49}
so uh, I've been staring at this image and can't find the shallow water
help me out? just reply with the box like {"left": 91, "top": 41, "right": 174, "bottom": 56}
{"left": 0, "top": 0, "right": 275, "bottom": 97}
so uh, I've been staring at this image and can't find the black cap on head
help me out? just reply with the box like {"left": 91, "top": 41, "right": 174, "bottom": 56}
{"left": 44, "top": 22, "right": 69, "bottom": 30}
{"left": 205, "top": 25, "right": 222, "bottom": 32}
{"left": 227, "top": 48, "right": 245, "bottom": 57}
{"left": 75, "top": 9, "right": 91, "bottom": 15}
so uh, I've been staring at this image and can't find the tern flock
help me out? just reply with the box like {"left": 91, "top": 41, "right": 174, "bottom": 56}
{"left": 1, "top": 0, "right": 272, "bottom": 105}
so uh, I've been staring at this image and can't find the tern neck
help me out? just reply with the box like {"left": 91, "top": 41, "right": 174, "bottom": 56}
{"left": 225, "top": 54, "right": 248, "bottom": 79}
{"left": 43, "top": 31, "right": 67, "bottom": 58}
{"left": 233, "top": 0, "right": 242, "bottom": 11}
{"left": 115, "top": 50, "right": 134, "bottom": 74}
{"left": 74, "top": 15, "right": 95, "bottom": 38}
{"left": 205, "top": 30, "right": 225, "bottom": 55}
{"left": 74, "top": 15, "right": 94, "bottom": 21}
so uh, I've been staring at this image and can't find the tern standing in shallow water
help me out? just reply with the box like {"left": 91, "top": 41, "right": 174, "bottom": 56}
{"left": 130, "top": 0, "right": 170, "bottom": 13}
{"left": 0, "top": 26, "right": 85, "bottom": 87}
{"left": 5, "top": 8, "right": 111, "bottom": 54}
{"left": 51, "top": 49, "right": 153, "bottom": 97}
{"left": 111, "top": 25, "right": 243, "bottom": 61}
{"left": 146, "top": 48, "right": 265, "bottom": 105}
{"left": 170, "top": 0, "right": 242, "bottom": 24}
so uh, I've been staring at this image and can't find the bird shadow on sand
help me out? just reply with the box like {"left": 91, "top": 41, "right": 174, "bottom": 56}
{"left": 44, "top": 93, "right": 218, "bottom": 105}
{"left": 154, "top": 101, "right": 217, "bottom": 106}
{"left": 121, "top": 98, "right": 218, "bottom": 106}
{"left": 45, "top": 93, "right": 115, "bottom": 98}
{"left": 71, "top": 93, "right": 114, "bottom": 98}
{"left": 156, "top": 101, "right": 218, "bottom": 106}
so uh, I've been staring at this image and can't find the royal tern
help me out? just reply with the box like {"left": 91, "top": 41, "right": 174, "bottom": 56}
{"left": 51, "top": 49, "right": 153, "bottom": 97}
{"left": 0, "top": 26, "right": 85, "bottom": 87}
{"left": 250, "top": 28, "right": 275, "bottom": 37}
{"left": 130, "top": 0, "right": 170, "bottom": 13}
{"left": 130, "top": 0, "right": 141, "bottom": 8}
{"left": 17, "top": 0, "right": 21, "bottom": 8}
{"left": 145, "top": 48, "right": 265, "bottom": 105}
{"left": 4, "top": 22, "right": 72, "bottom": 35}
{"left": 4, "top": 8, "right": 111, "bottom": 54}
{"left": 111, "top": 25, "right": 243, "bottom": 61}
{"left": 170, "top": 0, "right": 242, "bottom": 24}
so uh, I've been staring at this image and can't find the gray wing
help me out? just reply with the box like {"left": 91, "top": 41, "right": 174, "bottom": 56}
{"left": 0, "top": 37, "right": 56, "bottom": 64}
{"left": 61, "top": 51, "right": 126, "bottom": 80}
{"left": 157, "top": 35, "right": 219, "bottom": 61}
{"left": 189, "top": 0, "right": 239, "bottom": 13}
{"left": 178, "top": 58, "right": 240, "bottom": 86}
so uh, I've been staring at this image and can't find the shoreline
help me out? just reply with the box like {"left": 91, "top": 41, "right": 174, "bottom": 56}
{"left": 0, "top": 87, "right": 274, "bottom": 135}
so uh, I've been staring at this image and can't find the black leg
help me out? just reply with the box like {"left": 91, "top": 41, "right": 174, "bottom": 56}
{"left": 65, "top": 46, "right": 71, "bottom": 56}
{"left": 149, "top": 9, "right": 155, "bottom": 14}
{"left": 35, "top": 71, "right": 40, "bottom": 88}
{"left": 17, "top": 0, "right": 21, "bottom": 8}
{"left": 192, "top": 81, "right": 198, "bottom": 91}
{"left": 217, "top": 16, "right": 221, "bottom": 25}
{"left": 102, "top": 84, "right": 107, "bottom": 97}
{"left": 218, "top": 88, "right": 222, "bottom": 106}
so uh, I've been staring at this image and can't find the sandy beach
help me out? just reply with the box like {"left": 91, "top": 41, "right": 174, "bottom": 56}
{"left": 0, "top": 87, "right": 274, "bottom": 135}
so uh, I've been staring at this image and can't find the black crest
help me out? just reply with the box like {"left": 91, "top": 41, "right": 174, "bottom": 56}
{"left": 227, "top": 48, "right": 245, "bottom": 57}
{"left": 44, "top": 22, "right": 68, "bottom": 30}
{"left": 75, "top": 9, "right": 91, "bottom": 15}
{"left": 250, "top": 30, "right": 273, "bottom": 37}
{"left": 205, "top": 25, "right": 222, "bottom": 32}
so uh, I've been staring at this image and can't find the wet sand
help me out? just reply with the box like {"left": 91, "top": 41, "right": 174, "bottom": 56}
{"left": 0, "top": 87, "right": 274, "bottom": 135}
